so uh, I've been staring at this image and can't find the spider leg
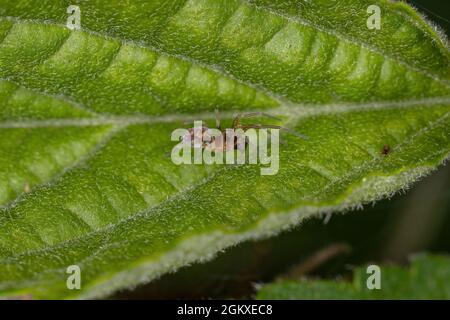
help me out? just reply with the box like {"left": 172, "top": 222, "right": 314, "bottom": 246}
{"left": 238, "top": 124, "right": 308, "bottom": 140}
{"left": 280, "top": 127, "right": 309, "bottom": 140}
{"left": 238, "top": 124, "right": 280, "bottom": 130}
{"left": 232, "top": 112, "right": 281, "bottom": 128}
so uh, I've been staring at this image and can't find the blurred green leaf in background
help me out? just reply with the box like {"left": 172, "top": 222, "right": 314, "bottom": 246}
{"left": 257, "top": 255, "right": 450, "bottom": 300}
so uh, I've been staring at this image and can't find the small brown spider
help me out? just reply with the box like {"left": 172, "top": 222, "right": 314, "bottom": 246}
{"left": 381, "top": 145, "right": 391, "bottom": 156}
{"left": 182, "top": 111, "right": 307, "bottom": 152}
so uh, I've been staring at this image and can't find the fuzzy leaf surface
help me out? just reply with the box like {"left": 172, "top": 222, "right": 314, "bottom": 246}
{"left": 0, "top": 0, "right": 449, "bottom": 298}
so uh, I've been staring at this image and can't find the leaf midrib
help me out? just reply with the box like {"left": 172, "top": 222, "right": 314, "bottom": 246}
{"left": 2, "top": 92, "right": 448, "bottom": 215}
{"left": 2, "top": 108, "right": 450, "bottom": 265}
{"left": 1, "top": 2, "right": 450, "bottom": 296}
{"left": 1, "top": 96, "right": 449, "bottom": 129}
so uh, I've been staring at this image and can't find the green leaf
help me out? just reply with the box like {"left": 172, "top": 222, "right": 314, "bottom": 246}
{"left": 256, "top": 255, "right": 450, "bottom": 299}
{"left": 0, "top": 0, "right": 449, "bottom": 299}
